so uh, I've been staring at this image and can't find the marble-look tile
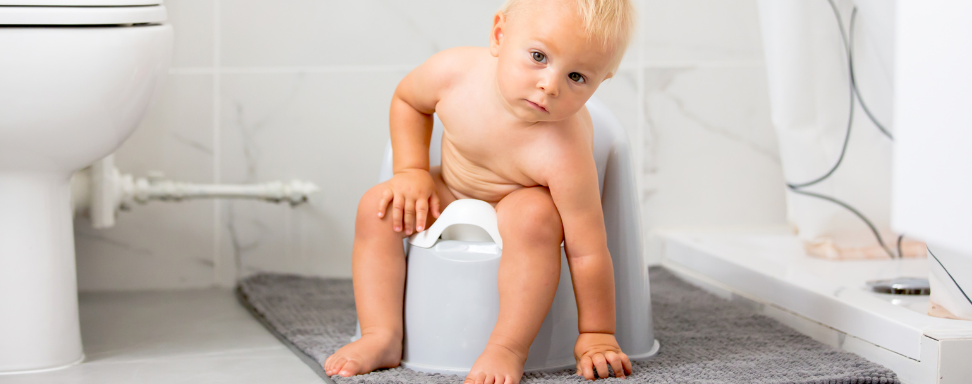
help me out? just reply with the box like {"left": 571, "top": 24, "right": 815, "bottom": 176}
{"left": 219, "top": 0, "right": 501, "bottom": 68}
{"left": 217, "top": 71, "right": 406, "bottom": 283}
{"left": 75, "top": 74, "right": 216, "bottom": 291}
{"left": 593, "top": 68, "right": 643, "bottom": 173}
{"left": 640, "top": 66, "right": 785, "bottom": 229}
{"left": 641, "top": 0, "right": 763, "bottom": 62}
{"left": 165, "top": 0, "right": 215, "bottom": 68}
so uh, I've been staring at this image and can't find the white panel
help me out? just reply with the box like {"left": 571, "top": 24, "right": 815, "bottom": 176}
{"left": 891, "top": 0, "right": 972, "bottom": 256}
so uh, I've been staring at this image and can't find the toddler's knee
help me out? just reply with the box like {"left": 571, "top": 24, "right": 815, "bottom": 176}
{"left": 506, "top": 189, "right": 563, "bottom": 243}
{"left": 357, "top": 184, "right": 387, "bottom": 213}
{"left": 355, "top": 184, "right": 393, "bottom": 231}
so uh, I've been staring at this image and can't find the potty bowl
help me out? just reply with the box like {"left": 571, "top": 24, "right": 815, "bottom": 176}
{"left": 402, "top": 199, "right": 580, "bottom": 374}
{"left": 352, "top": 97, "right": 659, "bottom": 374}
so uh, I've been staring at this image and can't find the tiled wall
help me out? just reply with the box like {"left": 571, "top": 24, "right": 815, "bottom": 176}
{"left": 75, "top": 0, "right": 786, "bottom": 291}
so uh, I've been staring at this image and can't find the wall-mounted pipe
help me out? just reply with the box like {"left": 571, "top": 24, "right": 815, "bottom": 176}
{"left": 72, "top": 155, "right": 320, "bottom": 229}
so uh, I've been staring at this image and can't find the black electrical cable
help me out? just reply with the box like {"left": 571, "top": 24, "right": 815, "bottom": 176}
{"left": 788, "top": 189, "right": 894, "bottom": 257}
{"left": 786, "top": 3, "right": 855, "bottom": 190}
{"left": 783, "top": 0, "right": 896, "bottom": 258}
{"left": 810, "top": 2, "right": 967, "bottom": 308}
{"left": 896, "top": 234, "right": 904, "bottom": 259}
{"left": 844, "top": 4, "right": 894, "bottom": 141}
{"left": 928, "top": 247, "right": 972, "bottom": 307}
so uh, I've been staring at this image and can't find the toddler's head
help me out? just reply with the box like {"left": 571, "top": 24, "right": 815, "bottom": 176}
{"left": 490, "top": 0, "right": 635, "bottom": 122}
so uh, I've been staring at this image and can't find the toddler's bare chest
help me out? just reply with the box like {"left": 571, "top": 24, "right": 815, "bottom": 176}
{"left": 436, "top": 97, "right": 519, "bottom": 161}
{"left": 435, "top": 106, "right": 546, "bottom": 187}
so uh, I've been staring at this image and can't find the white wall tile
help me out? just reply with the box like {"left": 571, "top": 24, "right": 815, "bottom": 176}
{"left": 640, "top": 66, "right": 785, "bottom": 229}
{"left": 641, "top": 0, "right": 763, "bottom": 63}
{"left": 594, "top": 69, "right": 642, "bottom": 149}
{"left": 165, "top": 0, "right": 215, "bottom": 68}
{"left": 73, "top": 0, "right": 786, "bottom": 287}
{"left": 219, "top": 0, "right": 500, "bottom": 68}
{"left": 76, "top": 74, "right": 216, "bottom": 291}
{"left": 216, "top": 71, "right": 405, "bottom": 283}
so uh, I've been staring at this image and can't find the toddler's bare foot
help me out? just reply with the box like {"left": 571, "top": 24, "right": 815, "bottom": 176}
{"left": 323, "top": 331, "right": 402, "bottom": 377}
{"left": 463, "top": 342, "right": 527, "bottom": 384}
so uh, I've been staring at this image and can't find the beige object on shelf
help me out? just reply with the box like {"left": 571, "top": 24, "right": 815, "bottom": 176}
{"left": 804, "top": 238, "right": 927, "bottom": 260}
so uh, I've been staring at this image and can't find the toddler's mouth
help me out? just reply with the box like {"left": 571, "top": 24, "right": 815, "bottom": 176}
{"left": 526, "top": 100, "right": 548, "bottom": 113}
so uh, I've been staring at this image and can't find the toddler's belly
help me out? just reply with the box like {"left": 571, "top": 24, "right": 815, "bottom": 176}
{"left": 441, "top": 154, "right": 522, "bottom": 204}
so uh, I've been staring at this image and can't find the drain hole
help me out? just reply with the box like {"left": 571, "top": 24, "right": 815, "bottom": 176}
{"left": 867, "top": 278, "right": 930, "bottom": 295}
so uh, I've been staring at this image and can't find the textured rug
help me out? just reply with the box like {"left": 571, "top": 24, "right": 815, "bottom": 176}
{"left": 236, "top": 267, "right": 900, "bottom": 384}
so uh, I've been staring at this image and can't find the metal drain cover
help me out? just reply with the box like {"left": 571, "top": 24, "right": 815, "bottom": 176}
{"left": 867, "top": 277, "right": 930, "bottom": 295}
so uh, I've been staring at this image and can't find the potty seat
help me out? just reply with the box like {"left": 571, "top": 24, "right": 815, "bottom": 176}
{"left": 352, "top": 97, "right": 659, "bottom": 374}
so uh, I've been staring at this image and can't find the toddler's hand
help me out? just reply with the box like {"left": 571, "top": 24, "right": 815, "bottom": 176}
{"left": 377, "top": 168, "right": 440, "bottom": 235}
{"left": 574, "top": 332, "right": 633, "bottom": 380}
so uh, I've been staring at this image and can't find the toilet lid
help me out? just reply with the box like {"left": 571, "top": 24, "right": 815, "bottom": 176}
{"left": 0, "top": 1, "right": 160, "bottom": 5}
{"left": 0, "top": 1, "right": 166, "bottom": 25}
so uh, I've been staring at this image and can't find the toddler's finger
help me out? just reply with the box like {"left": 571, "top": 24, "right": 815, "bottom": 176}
{"left": 415, "top": 199, "right": 429, "bottom": 232}
{"left": 391, "top": 192, "right": 404, "bottom": 232}
{"left": 404, "top": 198, "right": 416, "bottom": 235}
{"left": 430, "top": 192, "right": 441, "bottom": 218}
{"left": 581, "top": 355, "right": 594, "bottom": 380}
{"left": 605, "top": 351, "right": 625, "bottom": 379}
{"left": 377, "top": 188, "right": 393, "bottom": 218}
{"left": 621, "top": 352, "right": 633, "bottom": 375}
{"left": 618, "top": 352, "right": 634, "bottom": 376}
{"left": 592, "top": 353, "right": 610, "bottom": 379}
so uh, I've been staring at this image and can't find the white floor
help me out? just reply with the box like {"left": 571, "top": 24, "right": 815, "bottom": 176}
{"left": 0, "top": 289, "right": 323, "bottom": 384}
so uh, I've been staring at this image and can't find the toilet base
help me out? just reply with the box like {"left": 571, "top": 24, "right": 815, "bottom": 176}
{"left": 0, "top": 172, "right": 84, "bottom": 373}
{"left": 0, "top": 354, "right": 85, "bottom": 376}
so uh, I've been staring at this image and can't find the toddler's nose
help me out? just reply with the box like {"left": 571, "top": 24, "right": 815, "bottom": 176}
{"left": 537, "top": 76, "right": 559, "bottom": 97}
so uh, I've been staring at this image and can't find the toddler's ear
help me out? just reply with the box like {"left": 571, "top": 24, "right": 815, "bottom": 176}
{"left": 489, "top": 12, "right": 506, "bottom": 57}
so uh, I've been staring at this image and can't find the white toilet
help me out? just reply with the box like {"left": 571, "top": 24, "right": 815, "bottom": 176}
{"left": 0, "top": 1, "right": 171, "bottom": 374}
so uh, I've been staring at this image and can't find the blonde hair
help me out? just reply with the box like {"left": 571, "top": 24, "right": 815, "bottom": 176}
{"left": 499, "top": 0, "right": 636, "bottom": 65}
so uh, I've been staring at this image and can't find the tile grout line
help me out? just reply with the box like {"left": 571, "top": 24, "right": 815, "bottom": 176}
{"left": 212, "top": 0, "right": 223, "bottom": 287}
{"left": 166, "top": 60, "right": 763, "bottom": 76}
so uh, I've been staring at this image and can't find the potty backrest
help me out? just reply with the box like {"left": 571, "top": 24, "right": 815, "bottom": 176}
{"left": 377, "top": 96, "right": 656, "bottom": 359}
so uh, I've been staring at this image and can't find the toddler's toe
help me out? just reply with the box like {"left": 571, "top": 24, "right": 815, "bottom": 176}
{"left": 338, "top": 359, "right": 362, "bottom": 377}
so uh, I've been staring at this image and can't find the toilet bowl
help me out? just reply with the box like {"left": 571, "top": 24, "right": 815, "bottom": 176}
{"left": 352, "top": 97, "right": 660, "bottom": 374}
{"left": 0, "top": 1, "right": 171, "bottom": 373}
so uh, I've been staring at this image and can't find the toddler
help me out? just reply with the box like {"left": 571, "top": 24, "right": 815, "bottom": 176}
{"left": 324, "top": 0, "right": 636, "bottom": 382}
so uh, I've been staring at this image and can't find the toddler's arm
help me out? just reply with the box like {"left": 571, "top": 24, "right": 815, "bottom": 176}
{"left": 380, "top": 48, "right": 467, "bottom": 233}
{"left": 546, "top": 115, "right": 633, "bottom": 380}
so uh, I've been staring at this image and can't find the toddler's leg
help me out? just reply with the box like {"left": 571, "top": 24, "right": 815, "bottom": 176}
{"left": 464, "top": 187, "right": 564, "bottom": 384}
{"left": 324, "top": 167, "right": 455, "bottom": 377}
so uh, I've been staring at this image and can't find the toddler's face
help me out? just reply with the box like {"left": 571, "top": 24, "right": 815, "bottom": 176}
{"left": 490, "top": 1, "right": 620, "bottom": 123}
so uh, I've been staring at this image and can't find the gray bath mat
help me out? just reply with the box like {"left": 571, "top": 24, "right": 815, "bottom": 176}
{"left": 236, "top": 267, "right": 900, "bottom": 384}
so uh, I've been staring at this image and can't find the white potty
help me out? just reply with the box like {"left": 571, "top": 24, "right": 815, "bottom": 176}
{"left": 353, "top": 97, "right": 659, "bottom": 374}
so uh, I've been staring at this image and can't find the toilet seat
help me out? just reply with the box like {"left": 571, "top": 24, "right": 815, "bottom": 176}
{"left": 0, "top": 1, "right": 166, "bottom": 25}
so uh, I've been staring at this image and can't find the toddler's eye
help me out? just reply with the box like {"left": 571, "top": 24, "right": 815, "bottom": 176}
{"left": 569, "top": 72, "right": 585, "bottom": 83}
{"left": 532, "top": 51, "right": 546, "bottom": 63}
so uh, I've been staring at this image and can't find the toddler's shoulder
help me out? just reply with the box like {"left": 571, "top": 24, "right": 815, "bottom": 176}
{"left": 557, "top": 105, "right": 595, "bottom": 151}
{"left": 421, "top": 47, "right": 489, "bottom": 81}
